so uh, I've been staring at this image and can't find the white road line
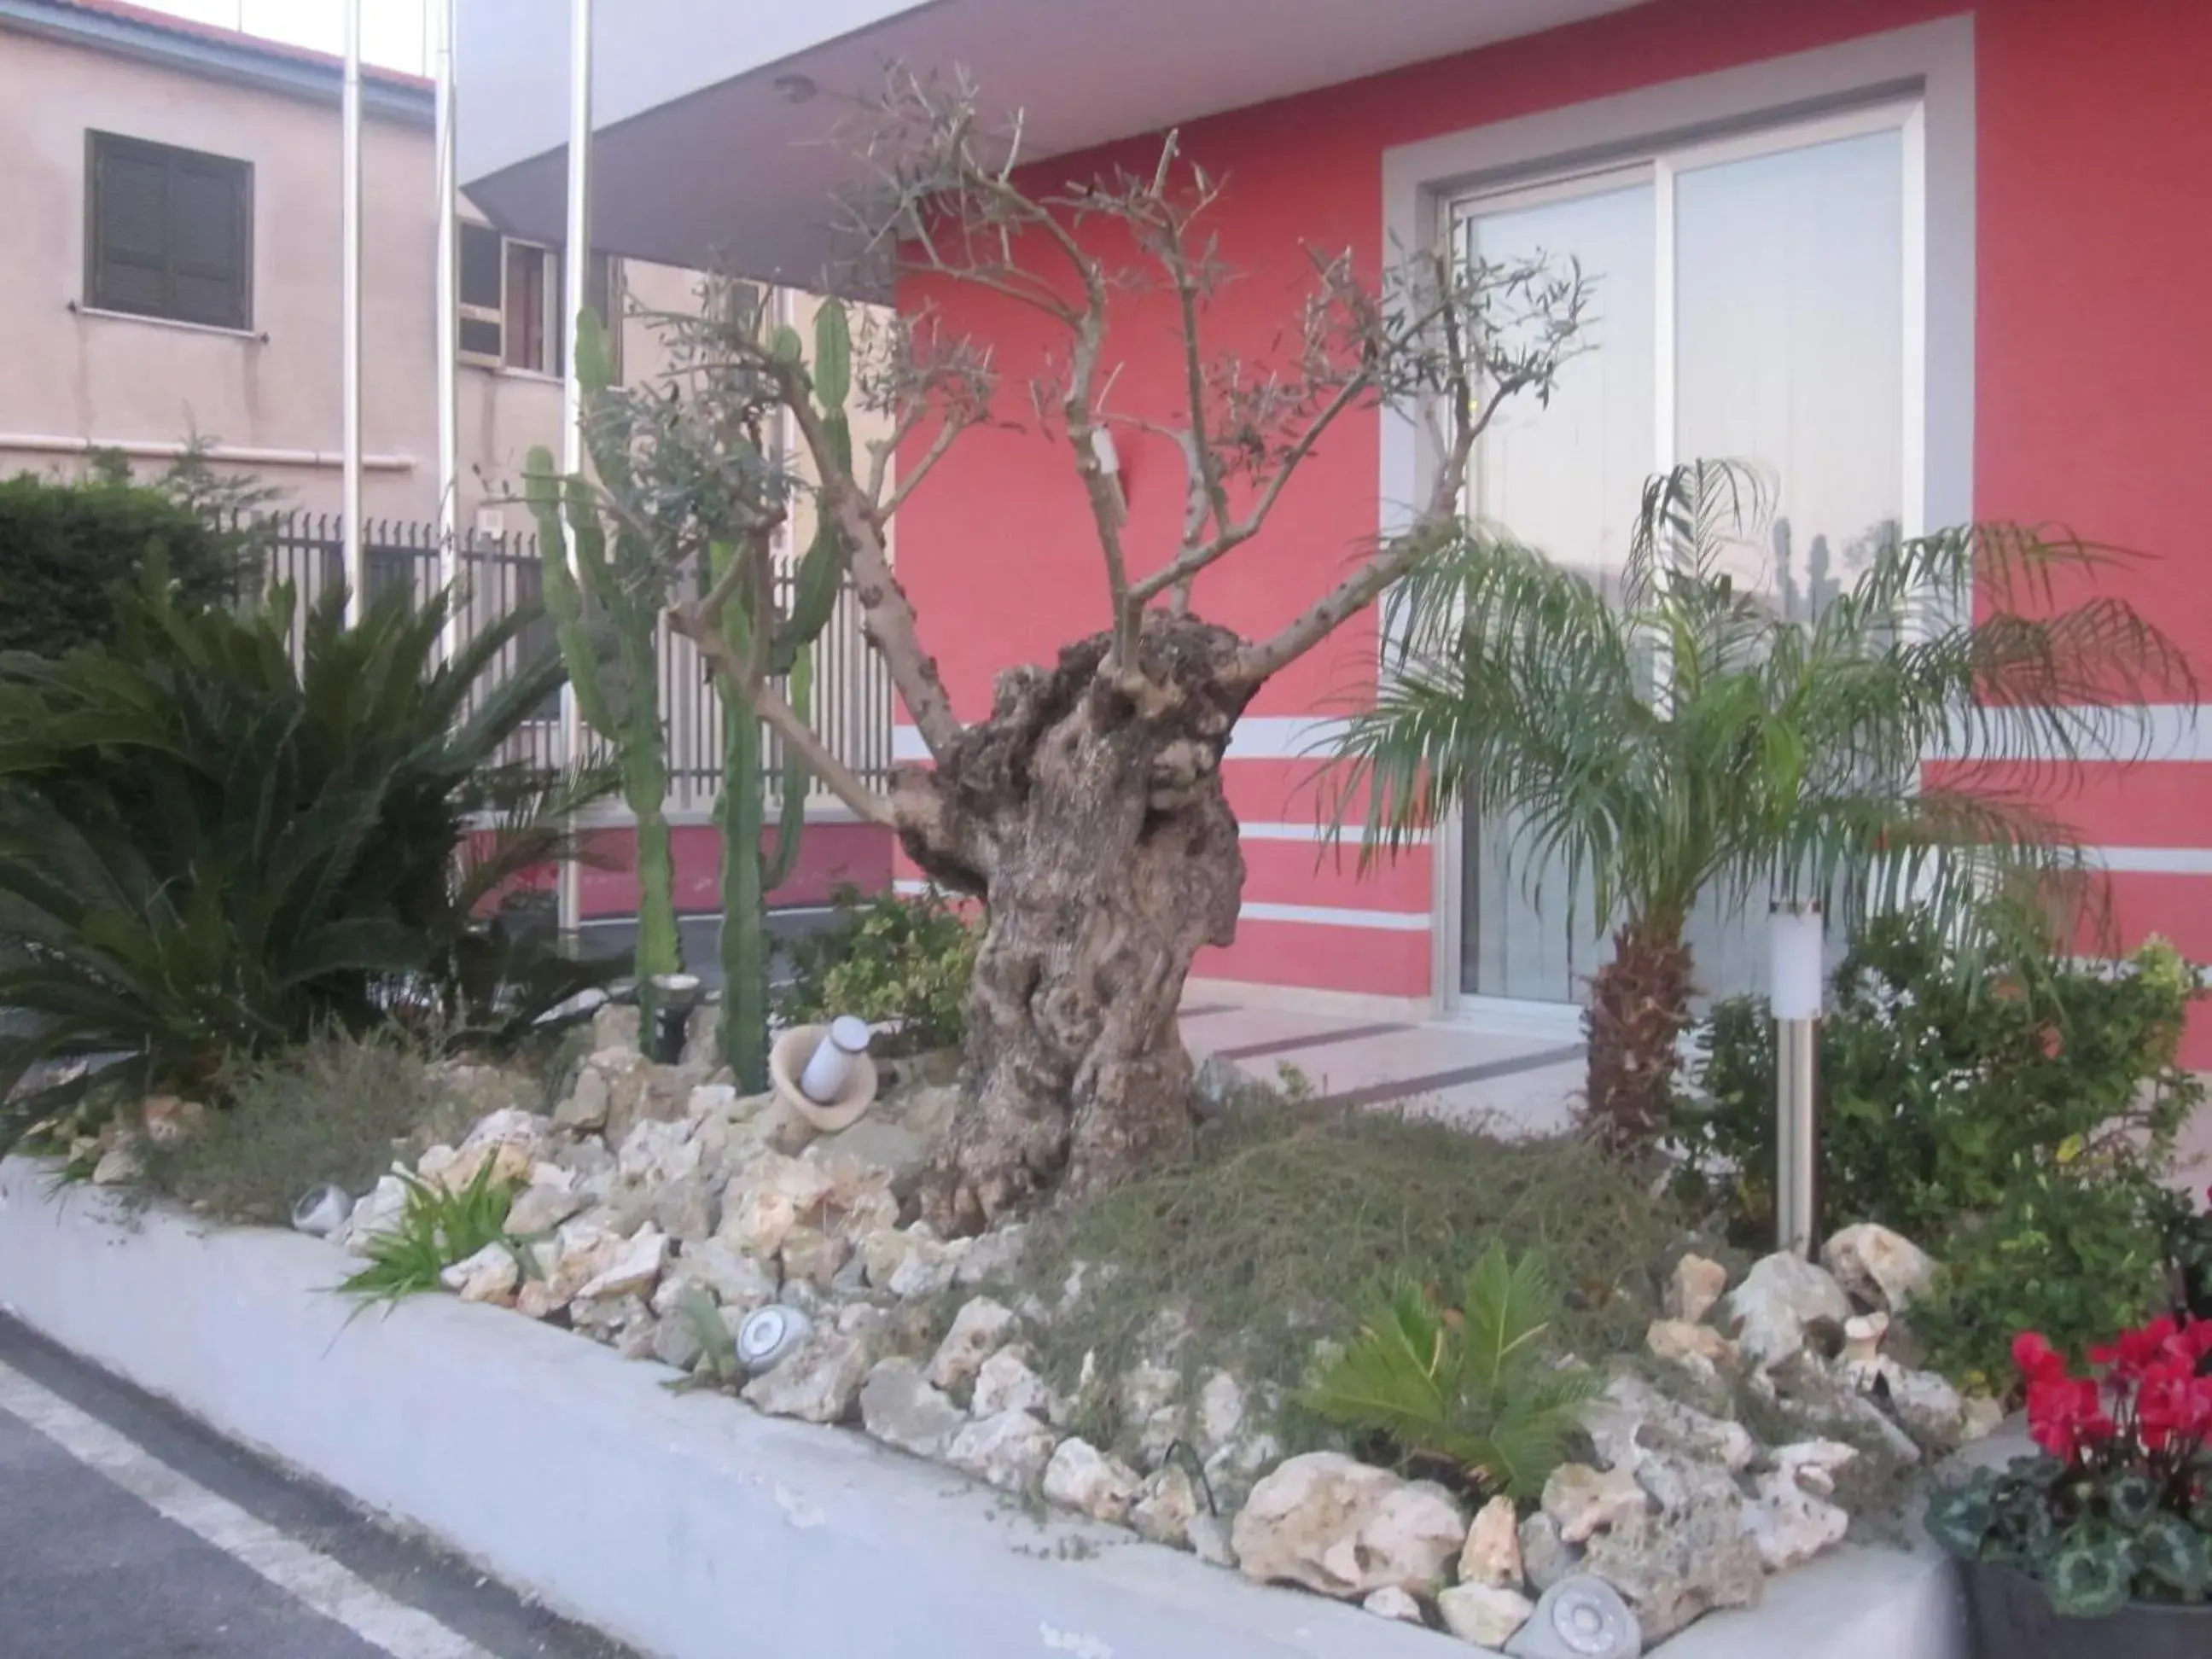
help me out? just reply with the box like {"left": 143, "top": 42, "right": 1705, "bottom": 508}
{"left": 0, "top": 1359, "right": 494, "bottom": 1659}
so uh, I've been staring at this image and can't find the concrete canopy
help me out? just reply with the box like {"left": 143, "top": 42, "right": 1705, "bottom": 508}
{"left": 458, "top": 0, "right": 1651, "bottom": 288}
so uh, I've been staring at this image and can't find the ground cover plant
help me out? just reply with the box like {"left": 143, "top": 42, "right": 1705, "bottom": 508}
{"left": 136, "top": 1027, "right": 461, "bottom": 1226}
{"left": 1010, "top": 1095, "right": 1688, "bottom": 1462}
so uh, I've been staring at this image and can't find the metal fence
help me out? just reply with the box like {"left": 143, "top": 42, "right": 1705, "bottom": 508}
{"left": 242, "top": 511, "right": 894, "bottom": 814}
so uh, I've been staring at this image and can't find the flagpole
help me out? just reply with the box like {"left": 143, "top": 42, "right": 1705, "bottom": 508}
{"left": 433, "top": 0, "right": 460, "bottom": 656}
{"left": 557, "top": 0, "right": 594, "bottom": 952}
{"left": 340, "top": 0, "right": 364, "bottom": 622}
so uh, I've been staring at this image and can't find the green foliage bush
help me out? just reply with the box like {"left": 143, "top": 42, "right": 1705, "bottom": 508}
{"left": 1301, "top": 1242, "right": 1600, "bottom": 1499}
{"left": 776, "top": 885, "right": 979, "bottom": 1056}
{"left": 1911, "top": 1162, "right": 2183, "bottom": 1393}
{"left": 0, "top": 570, "right": 604, "bottom": 1147}
{"left": 0, "top": 473, "right": 246, "bottom": 656}
{"left": 1670, "top": 906, "right": 2202, "bottom": 1385}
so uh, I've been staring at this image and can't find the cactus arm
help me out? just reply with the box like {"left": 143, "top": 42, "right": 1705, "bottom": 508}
{"left": 711, "top": 537, "right": 771, "bottom": 1091}
{"left": 524, "top": 449, "right": 619, "bottom": 738}
{"left": 526, "top": 442, "right": 681, "bottom": 993}
{"left": 762, "top": 644, "right": 811, "bottom": 892}
{"left": 771, "top": 301, "right": 854, "bottom": 667}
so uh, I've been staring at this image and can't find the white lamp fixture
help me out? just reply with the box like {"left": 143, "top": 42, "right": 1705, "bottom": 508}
{"left": 1770, "top": 900, "right": 1825, "bottom": 1258}
{"left": 800, "top": 1016, "right": 874, "bottom": 1104}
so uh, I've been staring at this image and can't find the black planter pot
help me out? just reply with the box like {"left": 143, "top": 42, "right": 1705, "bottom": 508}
{"left": 2185, "top": 1262, "right": 2212, "bottom": 1324}
{"left": 1964, "top": 1561, "right": 2212, "bottom": 1659}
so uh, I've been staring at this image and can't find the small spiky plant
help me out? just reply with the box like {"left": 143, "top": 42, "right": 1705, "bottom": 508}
{"left": 1301, "top": 1240, "right": 1600, "bottom": 1499}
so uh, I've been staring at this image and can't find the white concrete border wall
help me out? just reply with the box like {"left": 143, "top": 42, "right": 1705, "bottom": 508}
{"left": 0, "top": 1159, "right": 1968, "bottom": 1659}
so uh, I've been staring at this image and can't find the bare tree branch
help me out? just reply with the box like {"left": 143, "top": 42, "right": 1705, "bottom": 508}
{"left": 1231, "top": 247, "right": 1584, "bottom": 684}
{"left": 776, "top": 362, "right": 968, "bottom": 756}
{"left": 877, "top": 413, "right": 970, "bottom": 519}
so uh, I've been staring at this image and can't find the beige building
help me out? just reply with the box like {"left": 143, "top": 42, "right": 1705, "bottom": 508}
{"left": 0, "top": 0, "right": 699, "bottom": 528}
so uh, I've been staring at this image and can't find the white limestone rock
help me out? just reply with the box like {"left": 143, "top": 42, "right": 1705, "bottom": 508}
{"left": 945, "top": 1410, "right": 1058, "bottom": 1493}
{"left": 970, "top": 1348, "right": 1054, "bottom": 1419}
{"left": 1821, "top": 1223, "right": 1936, "bottom": 1313}
{"left": 1231, "top": 1453, "right": 1466, "bottom": 1599}
{"left": 1542, "top": 1464, "right": 1649, "bottom": 1546}
{"left": 742, "top": 1329, "right": 874, "bottom": 1424}
{"left": 859, "top": 1358, "right": 969, "bottom": 1460}
{"left": 1440, "top": 1584, "right": 1536, "bottom": 1649}
{"left": 928, "top": 1296, "right": 1018, "bottom": 1392}
{"left": 1041, "top": 1438, "right": 1142, "bottom": 1524}
{"left": 1721, "top": 1253, "right": 1852, "bottom": 1367}
{"left": 1461, "top": 1493, "right": 1526, "bottom": 1589}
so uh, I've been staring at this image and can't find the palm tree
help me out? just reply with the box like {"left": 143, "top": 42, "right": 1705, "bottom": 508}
{"left": 1333, "top": 461, "right": 2193, "bottom": 1153}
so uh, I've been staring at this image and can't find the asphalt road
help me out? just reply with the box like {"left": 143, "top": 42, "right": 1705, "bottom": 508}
{"left": 0, "top": 1314, "right": 638, "bottom": 1659}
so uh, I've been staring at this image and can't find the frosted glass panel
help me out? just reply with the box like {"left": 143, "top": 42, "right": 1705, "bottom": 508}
{"left": 1467, "top": 182, "right": 1655, "bottom": 596}
{"left": 1460, "top": 182, "right": 1652, "bottom": 1000}
{"left": 1674, "top": 130, "right": 1905, "bottom": 613}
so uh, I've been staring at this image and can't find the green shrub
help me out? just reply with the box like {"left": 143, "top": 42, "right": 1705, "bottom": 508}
{"left": 0, "top": 569, "right": 607, "bottom": 1148}
{"left": 1669, "top": 906, "right": 2201, "bottom": 1388}
{"left": 1670, "top": 910, "right": 2200, "bottom": 1247}
{"left": 1912, "top": 1163, "right": 2185, "bottom": 1392}
{"left": 1301, "top": 1242, "right": 1600, "bottom": 1499}
{"left": 138, "top": 1027, "right": 457, "bottom": 1225}
{"left": 0, "top": 473, "right": 246, "bottom": 656}
{"left": 776, "top": 885, "right": 978, "bottom": 1057}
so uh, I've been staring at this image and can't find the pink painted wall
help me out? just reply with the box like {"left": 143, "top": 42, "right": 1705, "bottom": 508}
{"left": 893, "top": 0, "right": 2212, "bottom": 1053}
{"left": 571, "top": 820, "right": 893, "bottom": 919}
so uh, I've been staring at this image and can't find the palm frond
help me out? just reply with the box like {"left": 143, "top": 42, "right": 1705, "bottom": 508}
{"left": 1335, "top": 457, "right": 2194, "bottom": 976}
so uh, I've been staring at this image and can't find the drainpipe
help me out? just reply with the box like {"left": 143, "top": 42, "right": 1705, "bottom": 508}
{"left": 340, "top": 0, "right": 364, "bottom": 624}
{"left": 433, "top": 0, "right": 460, "bottom": 658}
{"left": 556, "top": 0, "right": 595, "bottom": 952}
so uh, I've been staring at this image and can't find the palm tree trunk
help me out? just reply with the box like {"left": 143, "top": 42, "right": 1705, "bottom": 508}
{"left": 1584, "top": 911, "right": 1694, "bottom": 1154}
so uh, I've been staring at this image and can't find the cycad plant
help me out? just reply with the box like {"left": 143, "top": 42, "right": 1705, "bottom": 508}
{"left": 1301, "top": 1241, "right": 1598, "bottom": 1499}
{"left": 0, "top": 568, "right": 600, "bottom": 1146}
{"left": 1335, "top": 461, "right": 2192, "bottom": 1153}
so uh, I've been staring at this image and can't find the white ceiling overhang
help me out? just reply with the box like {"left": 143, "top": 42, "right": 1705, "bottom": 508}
{"left": 459, "top": 0, "right": 1652, "bottom": 285}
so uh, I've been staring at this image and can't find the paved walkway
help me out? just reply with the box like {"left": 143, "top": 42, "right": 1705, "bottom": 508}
{"left": 0, "top": 1315, "right": 636, "bottom": 1659}
{"left": 1182, "top": 996, "right": 1586, "bottom": 1132}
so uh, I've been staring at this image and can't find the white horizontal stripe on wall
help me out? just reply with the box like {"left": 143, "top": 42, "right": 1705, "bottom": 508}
{"left": 904, "top": 709, "right": 2210, "bottom": 768}
{"left": 1241, "top": 901, "right": 1431, "bottom": 932}
{"left": 1933, "top": 706, "right": 2209, "bottom": 765}
{"left": 1239, "top": 821, "right": 1432, "bottom": 846}
{"left": 1225, "top": 717, "right": 1350, "bottom": 760}
{"left": 893, "top": 715, "right": 1355, "bottom": 767}
{"left": 2089, "top": 846, "right": 2212, "bottom": 876}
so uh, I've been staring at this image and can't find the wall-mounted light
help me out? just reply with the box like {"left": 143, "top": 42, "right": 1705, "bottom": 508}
{"left": 773, "top": 73, "right": 818, "bottom": 104}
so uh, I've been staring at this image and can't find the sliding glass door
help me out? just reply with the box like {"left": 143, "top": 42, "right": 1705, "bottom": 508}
{"left": 1453, "top": 102, "right": 1918, "bottom": 1009}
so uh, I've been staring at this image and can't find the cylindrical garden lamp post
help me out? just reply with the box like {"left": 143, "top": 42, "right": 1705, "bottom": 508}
{"left": 1771, "top": 899, "right": 1825, "bottom": 1258}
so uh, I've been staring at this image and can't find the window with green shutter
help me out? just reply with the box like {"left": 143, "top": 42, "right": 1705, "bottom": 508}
{"left": 85, "top": 132, "right": 252, "bottom": 330}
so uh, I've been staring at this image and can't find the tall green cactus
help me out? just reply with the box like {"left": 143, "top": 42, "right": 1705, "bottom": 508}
{"left": 522, "top": 308, "right": 681, "bottom": 1027}
{"left": 717, "top": 296, "right": 854, "bottom": 1091}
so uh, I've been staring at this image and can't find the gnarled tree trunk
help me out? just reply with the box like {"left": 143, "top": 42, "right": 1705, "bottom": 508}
{"left": 1584, "top": 910, "right": 1694, "bottom": 1154}
{"left": 895, "top": 616, "right": 1254, "bottom": 1232}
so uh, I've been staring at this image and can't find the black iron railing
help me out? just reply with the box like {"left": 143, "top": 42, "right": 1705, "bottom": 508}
{"left": 238, "top": 511, "right": 893, "bottom": 812}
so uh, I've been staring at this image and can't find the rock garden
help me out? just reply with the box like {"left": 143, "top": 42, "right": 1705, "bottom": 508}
{"left": 21, "top": 873, "right": 2203, "bottom": 1659}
